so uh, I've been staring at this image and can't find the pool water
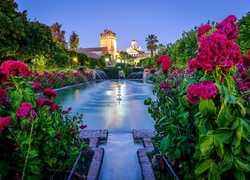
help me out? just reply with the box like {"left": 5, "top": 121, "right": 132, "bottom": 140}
{"left": 55, "top": 80, "right": 155, "bottom": 180}
{"left": 55, "top": 80, "right": 155, "bottom": 132}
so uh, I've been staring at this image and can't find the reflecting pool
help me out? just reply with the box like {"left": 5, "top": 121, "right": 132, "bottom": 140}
{"left": 55, "top": 80, "right": 155, "bottom": 132}
{"left": 55, "top": 80, "right": 155, "bottom": 179}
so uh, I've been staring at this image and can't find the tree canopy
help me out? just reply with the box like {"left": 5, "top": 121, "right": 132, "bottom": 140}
{"left": 236, "top": 12, "right": 250, "bottom": 55}
{"left": 145, "top": 34, "right": 159, "bottom": 57}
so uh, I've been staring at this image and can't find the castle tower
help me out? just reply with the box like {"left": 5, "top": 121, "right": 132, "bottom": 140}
{"left": 100, "top": 29, "right": 117, "bottom": 60}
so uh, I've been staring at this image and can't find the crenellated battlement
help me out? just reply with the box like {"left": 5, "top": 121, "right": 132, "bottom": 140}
{"left": 100, "top": 29, "right": 116, "bottom": 38}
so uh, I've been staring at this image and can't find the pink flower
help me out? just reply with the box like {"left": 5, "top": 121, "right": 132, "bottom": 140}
{"left": 16, "top": 102, "right": 32, "bottom": 119}
{"left": 0, "top": 88, "right": 8, "bottom": 106}
{"left": 42, "top": 88, "right": 57, "bottom": 98}
{"left": 32, "top": 82, "right": 42, "bottom": 93}
{"left": 68, "top": 107, "right": 72, "bottom": 111}
{"left": 0, "top": 116, "right": 12, "bottom": 132}
{"left": 157, "top": 55, "right": 172, "bottom": 72}
{"left": 69, "top": 127, "right": 75, "bottom": 132}
{"left": 73, "top": 116, "right": 77, "bottom": 119}
{"left": 0, "top": 60, "right": 31, "bottom": 78}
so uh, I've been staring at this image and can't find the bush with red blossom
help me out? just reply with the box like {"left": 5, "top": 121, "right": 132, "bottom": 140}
{"left": 159, "top": 81, "right": 171, "bottom": 92}
{"left": 32, "top": 82, "right": 42, "bottom": 93}
{"left": 0, "top": 88, "right": 8, "bottom": 106}
{"left": 0, "top": 60, "right": 88, "bottom": 179}
{"left": 0, "top": 116, "right": 12, "bottom": 132}
{"left": 145, "top": 15, "right": 250, "bottom": 179}
{"left": 42, "top": 88, "right": 57, "bottom": 98}
{"left": 157, "top": 55, "right": 172, "bottom": 72}
{"left": 0, "top": 60, "right": 31, "bottom": 78}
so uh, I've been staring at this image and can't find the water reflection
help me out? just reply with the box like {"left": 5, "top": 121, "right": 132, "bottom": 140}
{"left": 55, "top": 80, "right": 155, "bottom": 132}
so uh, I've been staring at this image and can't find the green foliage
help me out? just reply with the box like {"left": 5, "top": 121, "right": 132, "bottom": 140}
{"left": 165, "top": 28, "right": 198, "bottom": 67}
{"left": 69, "top": 31, "right": 79, "bottom": 50}
{"left": 236, "top": 12, "right": 250, "bottom": 55}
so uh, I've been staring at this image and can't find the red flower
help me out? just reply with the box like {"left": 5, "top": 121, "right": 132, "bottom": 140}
{"left": 0, "top": 60, "right": 31, "bottom": 78}
{"left": 187, "top": 84, "right": 201, "bottom": 104}
{"left": 159, "top": 81, "right": 171, "bottom": 92}
{"left": 54, "top": 132, "right": 62, "bottom": 139}
{"left": 79, "top": 124, "right": 87, "bottom": 129}
{"left": 28, "top": 110, "right": 37, "bottom": 121}
{"left": 36, "top": 98, "right": 45, "bottom": 108}
{"left": 215, "top": 15, "right": 238, "bottom": 41}
{"left": 42, "top": 88, "right": 57, "bottom": 98}
{"left": 0, "top": 116, "right": 12, "bottom": 132}
{"left": 199, "top": 81, "right": 219, "bottom": 99}
{"left": 68, "top": 107, "right": 72, "bottom": 111}
{"left": 197, "top": 24, "right": 212, "bottom": 42}
{"left": 196, "top": 33, "right": 240, "bottom": 71}
{"left": 51, "top": 103, "right": 59, "bottom": 111}
{"left": 32, "top": 82, "right": 42, "bottom": 93}
{"left": 0, "top": 88, "right": 8, "bottom": 106}
{"left": 16, "top": 102, "right": 32, "bottom": 119}
{"left": 157, "top": 55, "right": 172, "bottom": 72}
{"left": 63, "top": 110, "right": 68, "bottom": 114}
{"left": 187, "top": 59, "right": 201, "bottom": 73}
{"left": 69, "top": 127, "right": 75, "bottom": 132}
{"left": 187, "top": 81, "right": 218, "bottom": 104}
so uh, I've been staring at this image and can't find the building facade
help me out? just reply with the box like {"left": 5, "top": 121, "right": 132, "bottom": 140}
{"left": 126, "top": 40, "right": 150, "bottom": 64}
{"left": 100, "top": 29, "right": 118, "bottom": 60}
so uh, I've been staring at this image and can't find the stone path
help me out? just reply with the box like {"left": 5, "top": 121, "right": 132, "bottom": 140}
{"left": 79, "top": 130, "right": 108, "bottom": 180}
{"left": 132, "top": 129, "right": 156, "bottom": 180}
{"left": 79, "top": 129, "right": 157, "bottom": 180}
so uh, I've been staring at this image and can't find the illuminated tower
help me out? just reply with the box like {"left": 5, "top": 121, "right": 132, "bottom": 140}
{"left": 100, "top": 29, "right": 117, "bottom": 60}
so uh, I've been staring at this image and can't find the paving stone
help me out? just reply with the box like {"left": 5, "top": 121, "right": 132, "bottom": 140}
{"left": 89, "top": 138, "right": 99, "bottom": 148}
{"left": 132, "top": 129, "right": 156, "bottom": 140}
{"left": 87, "top": 148, "right": 104, "bottom": 180}
{"left": 141, "top": 161, "right": 155, "bottom": 180}
{"left": 137, "top": 148, "right": 156, "bottom": 180}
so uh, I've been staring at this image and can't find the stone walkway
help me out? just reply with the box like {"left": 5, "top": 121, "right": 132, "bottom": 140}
{"left": 79, "top": 129, "right": 157, "bottom": 180}
{"left": 79, "top": 130, "right": 108, "bottom": 180}
{"left": 132, "top": 129, "right": 156, "bottom": 180}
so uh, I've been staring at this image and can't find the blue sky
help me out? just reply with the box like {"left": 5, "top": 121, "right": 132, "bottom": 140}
{"left": 15, "top": 0, "right": 250, "bottom": 52}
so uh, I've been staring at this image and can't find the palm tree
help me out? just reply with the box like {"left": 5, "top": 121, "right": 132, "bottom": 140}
{"left": 145, "top": 34, "right": 159, "bottom": 57}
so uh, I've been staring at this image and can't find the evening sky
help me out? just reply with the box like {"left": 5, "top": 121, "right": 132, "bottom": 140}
{"left": 15, "top": 0, "right": 250, "bottom": 52}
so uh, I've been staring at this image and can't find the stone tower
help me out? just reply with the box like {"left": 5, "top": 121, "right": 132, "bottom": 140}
{"left": 100, "top": 29, "right": 117, "bottom": 60}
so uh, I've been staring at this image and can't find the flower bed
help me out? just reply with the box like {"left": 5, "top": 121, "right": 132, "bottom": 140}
{"left": 145, "top": 15, "right": 250, "bottom": 179}
{"left": 31, "top": 70, "right": 94, "bottom": 90}
{"left": 0, "top": 60, "right": 88, "bottom": 179}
